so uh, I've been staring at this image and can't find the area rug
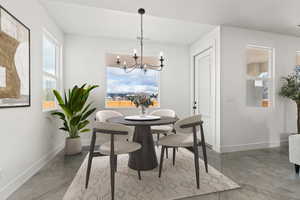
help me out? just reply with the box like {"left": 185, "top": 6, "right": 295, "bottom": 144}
{"left": 64, "top": 148, "right": 240, "bottom": 200}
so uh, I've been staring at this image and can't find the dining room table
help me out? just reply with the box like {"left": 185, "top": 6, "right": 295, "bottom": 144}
{"left": 107, "top": 116, "right": 178, "bottom": 171}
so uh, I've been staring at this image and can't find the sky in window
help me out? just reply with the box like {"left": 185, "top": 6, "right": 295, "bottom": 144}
{"left": 106, "top": 67, "right": 159, "bottom": 95}
{"left": 43, "top": 37, "right": 56, "bottom": 75}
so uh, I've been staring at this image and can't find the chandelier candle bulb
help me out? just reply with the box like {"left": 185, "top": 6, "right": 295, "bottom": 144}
{"left": 116, "top": 56, "right": 121, "bottom": 64}
{"left": 160, "top": 52, "right": 164, "bottom": 58}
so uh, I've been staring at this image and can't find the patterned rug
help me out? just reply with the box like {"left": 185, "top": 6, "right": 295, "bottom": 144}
{"left": 64, "top": 148, "right": 240, "bottom": 200}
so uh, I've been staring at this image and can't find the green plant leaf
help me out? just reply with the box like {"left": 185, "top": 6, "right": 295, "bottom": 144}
{"left": 78, "top": 120, "right": 89, "bottom": 130}
{"left": 53, "top": 90, "right": 64, "bottom": 105}
{"left": 81, "top": 108, "right": 96, "bottom": 121}
{"left": 51, "top": 84, "right": 98, "bottom": 138}
{"left": 80, "top": 128, "right": 91, "bottom": 133}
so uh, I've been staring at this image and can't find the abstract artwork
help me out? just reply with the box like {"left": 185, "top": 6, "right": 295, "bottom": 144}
{"left": 0, "top": 5, "right": 30, "bottom": 108}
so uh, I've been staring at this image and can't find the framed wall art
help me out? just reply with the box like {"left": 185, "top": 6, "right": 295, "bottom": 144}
{"left": 0, "top": 5, "right": 30, "bottom": 108}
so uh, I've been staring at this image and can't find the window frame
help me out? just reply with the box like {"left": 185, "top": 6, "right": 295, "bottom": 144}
{"left": 245, "top": 45, "right": 275, "bottom": 108}
{"left": 42, "top": 29, "right": 63, "bottom": 112}
{"left": 104, "top": 66, "right": 161, "bottom": 109}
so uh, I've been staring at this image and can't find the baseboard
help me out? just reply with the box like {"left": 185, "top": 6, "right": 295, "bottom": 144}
{"left": 0, "top": 143, "right": 64, "bottom": 199}
{"left": 220, "top": 140, "right": 288, "bottom": 153}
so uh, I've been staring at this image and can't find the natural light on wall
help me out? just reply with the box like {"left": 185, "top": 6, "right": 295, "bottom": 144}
{"left": 105, "top": 53, "right": 160, "bottom": 108}
{"left": 297, "top": 51, "right": 300, "bottom": 67}
{"left": 246, "top": 46, "right": 273, "bottom": 108}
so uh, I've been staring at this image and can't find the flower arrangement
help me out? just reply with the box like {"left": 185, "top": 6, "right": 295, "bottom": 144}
{"left": 129, "top": 93, "right": 157, "bottom": 115}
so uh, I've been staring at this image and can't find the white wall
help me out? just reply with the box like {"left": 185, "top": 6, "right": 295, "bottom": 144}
{"left": 190, "top": 27, "right": 221, "bottom": 152}
{"left": 220, "top": 26, "right": 300, "bottom": 152}
{"left": 64, "top": 35, "right": 191, "bottom": 144}
{"left": 0, "top": 0, "right": 64, "bottom": 198}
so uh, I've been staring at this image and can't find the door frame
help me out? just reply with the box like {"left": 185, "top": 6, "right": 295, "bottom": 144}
{"left": 190, "top": 38, "right": 220, "bottom": 152}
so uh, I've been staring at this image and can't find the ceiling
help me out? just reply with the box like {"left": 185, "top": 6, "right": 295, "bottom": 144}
{"left": 42, "top": 0, "right": 300, "bottom": 42}
{"left": 41, "top": 1, "right": 215, "bottom": 45}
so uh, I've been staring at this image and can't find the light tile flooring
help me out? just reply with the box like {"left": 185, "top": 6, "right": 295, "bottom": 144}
{"left": 8, "top": 145, "right": 300, "bottom": 200}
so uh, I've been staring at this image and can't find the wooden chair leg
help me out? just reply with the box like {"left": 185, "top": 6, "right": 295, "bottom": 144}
{"left": 114, "top": 155, "right": 118, "bottom": 172}
{"left": 163, "top": 133, "right": 168, "bottom": 159}
{"left": 200, "top": 124, "right": 208, "bottom": 173}
{"left": 159, "top": 146, "right": 165, "bottom": 178}
{"left": 138, "top": 170, "right": 141, "bottom": 180}
{"left": 166, "top": 147, "right": 169, "bottom": 159}
{"left": 193, "top": 143, "right": 200, "bottom": 189}
{"left": 110, "top": 155, "right": 115, "bottom": 200}
{"left": 85, "top": 132, "right": 96, "bottom": 189}
{"left": 172, "top": 147, "right": 176, "bottom": 166}
{"left": 296, "top": 164, "right": 300, "bottom": 174}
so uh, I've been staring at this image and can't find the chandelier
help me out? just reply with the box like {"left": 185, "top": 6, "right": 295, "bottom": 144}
{"left": 115, "top": 8, "right": 165, "bottom": 73}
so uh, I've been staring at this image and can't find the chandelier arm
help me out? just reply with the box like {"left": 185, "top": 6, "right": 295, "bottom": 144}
{"left": 145, "top": 64, "right": 163, "bottom": 71}
{"left": 124, "top": 64, "right": 139, "bottom": 73}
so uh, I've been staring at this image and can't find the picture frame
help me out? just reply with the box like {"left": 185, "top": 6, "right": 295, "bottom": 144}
{"left": 0, "top": 5, "right": 31, "bottom": 108}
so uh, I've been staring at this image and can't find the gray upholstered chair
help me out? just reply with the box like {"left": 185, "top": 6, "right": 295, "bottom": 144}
{"left": 150, "top": 109, "right": 176, "bottom": 158}
{"left": 86, "top": 110, "right": 142, "bottom": 200}
{"left": 150, "top": 109, "right": 176, "bottom": 139}
{"left": 157, "top": 115, "right": 208, "bottom": 189}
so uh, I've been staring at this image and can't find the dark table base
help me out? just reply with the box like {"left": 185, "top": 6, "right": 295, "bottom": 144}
{"left": 128, "top": 126, "right": 158, "bottom": 170}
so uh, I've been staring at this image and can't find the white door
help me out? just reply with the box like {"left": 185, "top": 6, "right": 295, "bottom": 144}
{"left": 194, "top": 48, "right": 213, "bottom": 147}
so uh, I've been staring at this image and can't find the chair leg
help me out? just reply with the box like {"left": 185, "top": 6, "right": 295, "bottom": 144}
{"left": 163, "top": 133, "right": 168, "bottom": 158}
{"left": 166, "top": 147, "right": 169, "bottom": 159}
{"left": 172, "top": 147, "right": 176, "bottom": 166}
{"left": 138, "top": 170, "right": 142, "bottom": 180}
{"left": 159, "top": 146, "right": 166, "bottom": 178}
{"left": 110, "top": 155, "right": 115, "bottom": 200}
{"left": 85, "top": 132, "right": 96, "bottom": 189}
{"left": 200, "top": 124, "right": 208, "bottom": 173}
{"left": 114, "top": 155, "right": 118, "bottom": 172}
{"left": 157, "top": 133, "right": 160, "bottom": 147}
{"left": 295, "top": 164, "right": 300, "bottom": 174}
{"left": 193, "top": 144, "right": 200, "bottom": 189}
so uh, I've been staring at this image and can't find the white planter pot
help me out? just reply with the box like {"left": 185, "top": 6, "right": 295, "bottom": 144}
{"left": 65, "top": 137, "right": 82, "bottom": 155}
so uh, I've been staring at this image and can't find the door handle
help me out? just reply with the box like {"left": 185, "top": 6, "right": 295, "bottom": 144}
{"left": 193, "top": 101, "right": 197, "bottom": 110}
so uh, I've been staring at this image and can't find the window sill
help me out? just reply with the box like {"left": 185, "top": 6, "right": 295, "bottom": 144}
{"left": 43, "top": 108, "right": 59, "bottom": 113}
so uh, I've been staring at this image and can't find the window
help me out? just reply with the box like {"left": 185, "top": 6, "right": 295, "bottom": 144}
{"left": 246, "top": 45, "right": 273, "bottom": 107}
{"left": 42, "top": 31, "right": 61, "bottom": 111}
{"left": 105, "top": 54, "right": 160, "bottom": 108}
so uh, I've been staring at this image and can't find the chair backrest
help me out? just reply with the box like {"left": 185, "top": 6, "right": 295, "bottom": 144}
{"left": 96, "top": 110, "right": 123, "bottom": 122}
{"left": 95, "top": 110, "right": 128, "bottom": 143}
{"left": 174, "top": 115, "right": 201, "bottom": 134}
{"left": 150, "top": 109, "right": 176, "bottom": 118}
{"left": 94, "top": 122, "right": 133, "bottom": 140}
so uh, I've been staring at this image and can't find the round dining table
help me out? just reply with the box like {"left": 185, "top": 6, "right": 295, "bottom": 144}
{"left": 108, "top": 116, "right": 177, "bottom": 171}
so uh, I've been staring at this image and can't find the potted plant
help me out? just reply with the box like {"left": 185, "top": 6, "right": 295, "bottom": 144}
{"left": 279, "top": 70, "right": 300, "bottom": 134}
{"left": 52, "top": 84, "right": 98, "bottom": 155}
{"left": 129, "top": 93, "right": 157, "bottom": 115}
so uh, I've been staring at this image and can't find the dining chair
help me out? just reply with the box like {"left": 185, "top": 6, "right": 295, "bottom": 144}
{"left": 157, "top": 115, "right": 208, "bottom": 189}
{"left": 150, "top": 109, "right": 176, "bottom": 158}
{"left": 85, "top": 121, "right": 142, "bottom": 200}
{"left": 95, "top": 110, "right": 125, "bottom": 145}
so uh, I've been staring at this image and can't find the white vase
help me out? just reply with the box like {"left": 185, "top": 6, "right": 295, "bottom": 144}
{"left": 140, "top": 106, "right": 147, "bottom": 116}
{"left": 65, "top": 137, "right": 82, "bottom": 155}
